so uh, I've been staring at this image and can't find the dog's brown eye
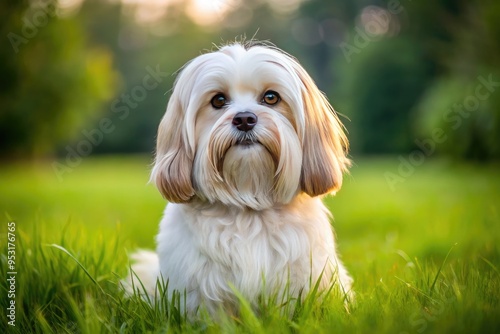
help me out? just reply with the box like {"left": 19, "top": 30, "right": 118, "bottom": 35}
{"left": 211, "top": 93, "right": 227, "bottom": 109}
{"left": 262, "top": 91, "right": 280, "bottom": 105}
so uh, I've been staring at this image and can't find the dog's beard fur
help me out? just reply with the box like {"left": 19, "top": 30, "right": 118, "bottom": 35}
{"left": 194, "top": 109, "right": 302, "bottom": 210}
{"left": 126, "top": 42, "right": 353, "bottom": 316}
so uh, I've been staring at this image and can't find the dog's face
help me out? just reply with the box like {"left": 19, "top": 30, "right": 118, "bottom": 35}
{"left": 152, "top": 43, "right": 349, "bottom": 210}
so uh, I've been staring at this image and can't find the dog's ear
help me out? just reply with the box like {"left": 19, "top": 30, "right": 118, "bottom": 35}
{"left": 151, "top": 77, "right": 195, "bottom": 203}
{"left": 293, "top": 63, "right": 350, "bottom": 197}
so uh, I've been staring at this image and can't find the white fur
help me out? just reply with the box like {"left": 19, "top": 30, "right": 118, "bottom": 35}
{"left": 125, "top": 42, "right": 353, "bottom": 315}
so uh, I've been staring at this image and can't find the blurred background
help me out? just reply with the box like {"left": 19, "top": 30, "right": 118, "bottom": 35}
{"left": 2, "top": 0, "right": 500, "bottom": 162}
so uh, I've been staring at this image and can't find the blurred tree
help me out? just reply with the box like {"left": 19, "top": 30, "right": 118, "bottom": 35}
{"left": 3, "top": 0, "right": 498, "bottom": 160}
{"left": 411, "top": 0, "right": 500, "bottom": 160}
{"left": 0, "top": 0, "right": 118, "bottom": 159}
{"left": 334, "top": 38, "right": 432, "bottom": 153}
{"left": 331, "top": 0, "right": 500, "bottom": 159}
{"left": 414, "top": 74, "right": 500, "bottom": 160}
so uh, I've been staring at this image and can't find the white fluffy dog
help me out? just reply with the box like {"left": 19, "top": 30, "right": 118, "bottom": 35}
{"left": 126, "top": 42, "right": 353, "bottom": 315}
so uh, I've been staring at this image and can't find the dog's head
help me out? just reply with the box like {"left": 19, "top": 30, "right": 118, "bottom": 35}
{"left": 151, "top": 43, "right": 349, "bottom": 210}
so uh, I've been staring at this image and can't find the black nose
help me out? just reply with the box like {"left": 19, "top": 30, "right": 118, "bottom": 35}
{"left": 232, "top": 112, "right": 257, "bottom": 132}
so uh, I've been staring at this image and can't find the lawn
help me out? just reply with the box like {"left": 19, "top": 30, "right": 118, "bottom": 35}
{"left": 1, "top": 155, "right": 499, "bottom": 333}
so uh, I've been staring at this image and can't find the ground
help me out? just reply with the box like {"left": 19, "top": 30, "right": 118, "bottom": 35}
{"left": 1, "top": 155, "right": 499, "bottom": 333}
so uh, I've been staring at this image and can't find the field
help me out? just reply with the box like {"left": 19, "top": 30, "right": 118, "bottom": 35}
{"left": 1, "top": 155, "right": 499, "bottom": 333}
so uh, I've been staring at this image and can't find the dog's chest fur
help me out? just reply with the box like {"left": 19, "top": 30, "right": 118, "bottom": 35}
{"left": 156, "top": 195, "right": 336, "bottom": 311}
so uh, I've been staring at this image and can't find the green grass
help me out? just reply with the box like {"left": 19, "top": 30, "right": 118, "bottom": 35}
{"left": 1, "top": 155, "right": 499, "bottom": 333}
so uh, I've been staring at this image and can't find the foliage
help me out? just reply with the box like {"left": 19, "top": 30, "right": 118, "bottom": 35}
{"left": 1, "top": 156, "right": 499, "bottom": 333}
{"left": 414, "top": 74, "right": 500, "bottom": 160}
{"left": 410, "top": 0, "right": 500, "bottom": 160}
{"left": 334, "top": 37, "right": 432, "bottom": 153}
{"left": 0, "top": 0, "right": 119, "bottom": 158}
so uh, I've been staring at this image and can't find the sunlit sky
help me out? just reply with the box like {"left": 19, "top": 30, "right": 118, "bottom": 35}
{"left": 56, "top": 0, "right": 396, "bottom": 46}
{"left": 121, "top": 0, "right": 303, "bottom": 25}
{"left": 58, "top": 0, "right": 304, "bottom": 26}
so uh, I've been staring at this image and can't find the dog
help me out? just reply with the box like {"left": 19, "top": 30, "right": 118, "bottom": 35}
{"left": 125, "top": 42, "right": 353, "bottom": 316}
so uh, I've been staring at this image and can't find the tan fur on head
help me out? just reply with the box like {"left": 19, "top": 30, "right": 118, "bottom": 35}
{"left": 151, "top": 42, "right": 349, "bottom": 205}
{"left": 293, "top": 62, "right": 350, "bottom": 196}
{"left": 150, "top": 60, "right": 197, "bottom": 203}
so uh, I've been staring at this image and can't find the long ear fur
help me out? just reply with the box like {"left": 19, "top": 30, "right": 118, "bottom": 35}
{"left": 150, "top": 76, "right": 195, "bottom": 203}
{"left": 293, "top": 63, "right": 350, "bottom": 197}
